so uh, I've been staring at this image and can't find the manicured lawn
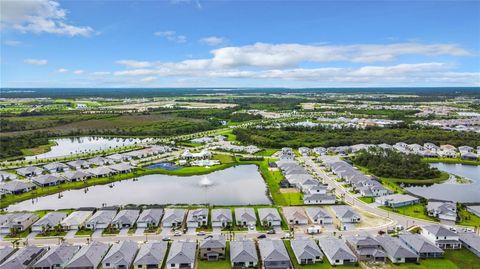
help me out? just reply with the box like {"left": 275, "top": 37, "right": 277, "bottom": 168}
{"left": 213, "top": 154, "right": 236, "bottom": 164}
{"left": 457, "top": 206, "right": 480, "bottom": 227}
{"left": 255, "top": 148, "right": 279, "bottom": 157}
{"left": 358, "top": 197, "right": 375, "bottom": 203}
{"left": 75, "top": 228, "right": 93, "bottom": 236}
{"left": 379, "top": 203, "right": 436, "bottom": 222}
{"left": 197, "top": 242, "right": 231, "bottom": 269}
{"left": 36, "top": 230, "right": 66, "bottom": 237}
{"left": 444, "top": 249, "right": 480, "bottom": 269}
{"left": 4, "top": 229, "right": 30, "bottom": 239}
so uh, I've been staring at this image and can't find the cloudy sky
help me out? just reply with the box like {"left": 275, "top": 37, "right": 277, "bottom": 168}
{"left": 1, "top": 0, "right": 479, "bottom": 88}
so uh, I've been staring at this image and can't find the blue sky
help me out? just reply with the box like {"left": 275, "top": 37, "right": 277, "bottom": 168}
{"left": 1, "top": 0, "right": 479, "bottom": 88}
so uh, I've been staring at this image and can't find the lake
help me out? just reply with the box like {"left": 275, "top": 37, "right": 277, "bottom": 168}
{"left": 25, "top": 136, "right": 147, "bottom": 160}
{"left": 406, "top": 163, "right": 480, "bottom": 203}
{"left": 6, "top": 165, "right": 271, "bottom": 211}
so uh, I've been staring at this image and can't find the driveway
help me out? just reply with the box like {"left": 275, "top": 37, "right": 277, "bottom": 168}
{"left": 65, "top": 230, "right": 77, "bottom": 239}
{"left": 212, "top": 227, "right": 222, "bottom": 234}
{"left": 92, "top": 229, "right": 104, "bottom": 238}
{"left": 119, "top": 228, "right": 129, "bottom": 236}
{"left": 27, "top": 231, "right": 39, "bottom": 239}
{"left": 134, "top": 228, "right": 145, "bottom": 236}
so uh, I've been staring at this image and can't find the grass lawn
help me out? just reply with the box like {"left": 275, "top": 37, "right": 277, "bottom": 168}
{"left": 255, "top": 148, "right": 279, "bottom": 157}
{"left": 75, "top": 228, "right": 93, "bottom": 237}
{"left": 379, "top": 204, "right": 436, "bottom": 222}
{"left": 213, "top": 154, "right": 236, "bottom": 164}
{"left": 444, "top": 249, "right": 480, "bottom": 269}
{"left": 358, "top": 197, "right": 375, "bottom": 203}
{"left": 457, "top": 206, "right": 480, "bottom": 227}
{"left": 20, "top": 140, "right": 57, "bottom": 156}
{"left": 423, "top": 157, "right": 480, "bottom": 166}
{"left": 197, "top": 242, "right": 231, "bottom": 269}
{"left": 36, "top": 230, "right": 66, "bottom": 237}
{"left": 4, "top": 229, "right": 30, "bottom": 239}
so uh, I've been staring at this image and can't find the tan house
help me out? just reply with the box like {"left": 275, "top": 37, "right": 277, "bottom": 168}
{"left": 199, "top": 235, "right": 226, "bottom": 261}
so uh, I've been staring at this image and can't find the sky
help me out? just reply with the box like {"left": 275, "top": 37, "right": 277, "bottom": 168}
{"left": 1, "top": 0, "right": 479, "bottom": 88}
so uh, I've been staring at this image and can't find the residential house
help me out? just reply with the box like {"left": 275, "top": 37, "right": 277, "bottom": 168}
{"left": 107, "top": 153, "right": 131, "bottom": 163}
{"left": 162, "top": 209, "right": 186, "bottom": 228}
{"left": 43, "top": 162, "right": 69, "bottom": 173}
{"left": 346, "top": 235, "right": 386, "bottom": 262}
{"left": 111, "top": 209, "right": 140, "bottom": 229}
{"left": 318, "top": 236, "right": 357, "bottom": 266}
{"left": 376, "top": 235, "right": 419, "bottom": 263}
{"left": 64, "top": 241, "right": 110, "bottom": 269}
{"left": 291, "top": 238, "right": 323, "bottom": 265}
{"left": 166, "top": 241, "right": 197, "bottom": 269}
{"left": 199, "top": 235, "right": 226, "bottom": 261}
{"left": 211, "top": 209, "right": 233, "bottom": 228}
{"left": 32, "top": 174, "right": 66, "bottom": 187}
{"left": 421, "top": 225, "right": 462, "bottom": 249}
{"left": 303, "top": 193, "right": 336, "bottom": 205}
{"left": 33, "top": 244, "right": 80, "bottom": 269}
{"left": 0, "top": 246, "right": 46, "bottom": 269}
{"left": 427, "top": 201, "right": 457, "bottom": 222}
{"left": 16, "top": 166, "right": 43, "bottom": 177}
{"left": 282, "top": 207, "right": 309, "bottom": 225}
{"left": 230, "top": 238, "right": 258, "bottom": 268}
{"left": 133, "top": 241, "right": 168, "bottom": 269}
{"left": 0, "top": 213, "right": 39, "bottom": 234}
{"left": 331, "top": 206, "right": 361, "bottom": 230}
{"left": 61, "top": 210, "right": 94, "bottom": 230}
{"left": 186, "top": 208, "right": 208, "bottom": 228}
{"left": 102, "top": 240, "right": 138, "bottom": 269}
{"left": 136, "top": 208, "right": 163, "bottom": 228}
{"left": 258, "top": 239, "right": 292, "bottom": 269}
{"left": 67, "top": 160, "right": 91, "bottom": 170}
{"left": 32, "top": 211, "right": 68, "bottom": 232}
{"left": 459, "top": 234, "right": 480, "bottom": 257}
{"left": 87, "top": 156, "right": 113, "bottom": 166}
{"left": 375, "top": 194, "right": 420, "bottom": 208}
{"left": 399, "top": 234, "right": 444, "bottom": 258}
{"left": 305, "top": 207, "right": 332, "bottom": 225}
{"left": 109, "top": 163, "right": 135, "bottom": 174}
{"left": 85, "top": 209, "right": 117, "bottom": 230}
{"left": 467, "top": 205, "right": 480, "bottom": 217}
{"left": 0, "top": 247, "right": 15, "bottom": 265}
{"left": 87, "top": 166, "right": 115, "bottom": 177}
{"left": 0, "top": 180, "right": 35, "bottom": 195}
{"left": 0, "top": 171, "right": 17, "bottom": 182}
{"left": 63, "top": 170, "right": 91, "bottom": 182}
{"left": 235, "top": 208, "right": 257, "bottom": 227}
{"left": 258, "top": 208, "right": 282, "bottom": 227}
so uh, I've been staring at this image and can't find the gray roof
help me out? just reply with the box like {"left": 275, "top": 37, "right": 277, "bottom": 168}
{"left": 87, "top": 166, "right": 114, "bottom": 176}
{"left": 34, "top": 211, "right": 68, "bottom": 227}
{"left": 109, "top": 163, "right": 135, "bottom": 172}
{"left": 61, "top": 210, "right": 93, "bottom": 226}
{"left": 291, "top": 238, "right": 323, "bottom": 261}
{"left": 166, "top": 241, "right": 197, "bottom": 264}
{"left": 283, "top": 207, "right": 308, "bottom": 222}
{"left": 63, "top": 170, "right": 91, "bottom": 180}
{"left": 211, "top": 208, "right": 232, "bottom": 222}
{"left": 187, "top": 208, "right": 208, "bottom": 222}
{"left": 65, "top": 241, "right": 109, "bottom": 268}
{"left": 258, "top": 208, "right": 281, "bottom": 222}
{"left": 234, "top": 208, "right": 256, "bottom": 222}
{"left": 134, "top": 241, "right": 168, "bottom": 266}
{"left": 423, "top": 225, "right": 457, "bottom": 237}
{"left": 459, "top": 234, "right": 480, "bottom": 252}
{"left": 0, "top": 247, "right": 14, "bottom": 263}
{"left": 16, "top": 166, "right": 43, "bottom": 175}
{"left": 163, "top": 208, "right": 186, "bottom": 223}
{"left": 67, "top": 159, "right": 90, "bottom": 168}
{"left": 112, "top": 209, "right": 140, "bottom": 225}
{"left": 376, "top": 235, "right": 418, "bottom": 259}
{"left": 43, "top": 162, "right": 69, "bottom": 171}
{"left": 399, "top": 234, "right": 444, "bottom": 254}
{"left": 137, "top": 208, "right": 163, "bottom": 223}
{"left": 1, "top": 246, "right": 45, "bottom": 269}
{"left": 32, "top": 174, "right": 64, "bottom": 185}
{"left": 258, "top": 239, "right": 290, "bottom": 262}
{"left": 230, "top": 239, "right": 258, "bottom": 264}
{"left": 86, "top": 210, "right": 117, "bottom": 225}
{"left": 331, "top": 205, "right": 360, "bottom": 220}
{"left": 34, "top": 244, "right": 80, "bottom": 268}
{"left": 305, "top": 207, "right": 331, "bottom": 220}
{"left": 103, "top": 240, "right": 138, "bottom": 267}
{"left": 1, "top": 180, "right": 35, "bottom": 192}
{"left": 200, "top": 235, "right": 226, "bottom": 249}
{"left": 318, "top": 236, "right": 356, "bottom": 261}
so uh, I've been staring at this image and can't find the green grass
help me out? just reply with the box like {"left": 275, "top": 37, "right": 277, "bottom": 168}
{"left": 423, "top": 157, "right": 480, "bottom": 166}
{"left": 379, "top": 203, "right": 436, "bottom": 222}
{"left": 355, "top": 164, "right": 449, "bottom": 185}
{"left": 457, "top": 206, "right": 480, "bottom": 227}
{"left": 36, "top": 230, "right": 66, "bottom": 237}
{"left": 255, "top": 148, "right": 279, "bottom": 157}
{"left": 197, "top": 242, "right": 231, "bottom": 269}
{"left": 3, "top": 229, "right": 31, "bottom": 239}
{"left": 20, "top": 140, "right": 57, "bottom": 156}
{"left": 443, "top": 249, "right": 480, "bottom": 269}
{"left": 75, "top": 228, "right": 93, "bottom": 237}
{"left": 213, "top": 154, "right": 236, "bottom": 164}
{"left": 358, "top": 197, "right": 375, "bottom": 203}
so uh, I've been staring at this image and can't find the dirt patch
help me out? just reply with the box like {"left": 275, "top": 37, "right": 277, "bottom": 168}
{"left": 280, "top": 188, "right": 300, "bottom": 194}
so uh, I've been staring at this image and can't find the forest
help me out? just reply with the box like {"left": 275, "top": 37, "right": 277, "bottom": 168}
{"left": 352, "top": 148, "right": 441, "bottom": 179}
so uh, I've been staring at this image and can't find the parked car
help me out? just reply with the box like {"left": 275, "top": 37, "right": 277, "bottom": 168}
{"left": 196, "top": 231, "right": 206, "bottom": 236}
{"left": 257, "top": 234, "right": 266, "bottom": 239}
{"left": 267, "top": 229, "right": 276, "bottom": 234}
{"left": 174, "top": 231, "right": 182, "bottom": 236}
{"left": 162, "top": 236, "right": 171, "bottom": 241}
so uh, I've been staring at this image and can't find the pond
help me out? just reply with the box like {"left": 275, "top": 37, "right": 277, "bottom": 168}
{"left": 406, "top": 163, "right": 480, "bottom": 203}
{"left": 6, "top": 165, "right": 271, "bottom": 211}
{"left": 25, "top": 136, "right": 148, "bottom": 160}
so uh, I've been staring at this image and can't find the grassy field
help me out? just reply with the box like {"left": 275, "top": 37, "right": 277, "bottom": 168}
{"left": 20, "top": 140, "right": 57, "bottom": 156}
{"left": 255, "top": 148, "right": 279, "bottom": 156}
{"left": 443, "top": 249, "right": 480, "bottom": 269}
{"left": 358, "top": 197, "right": 375, "bottom": 203}
{"left": 423, "top": 157, "right": 480, "bottom": 166}
{"left": 457, "top": 206, "right": 480, "bottom": 227}
{"left": 379, "top": 203, "right": 435, "bottom": 222}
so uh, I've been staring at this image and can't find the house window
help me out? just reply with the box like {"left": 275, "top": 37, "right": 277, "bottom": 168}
{"left": 105, "top": 263, "right": 110, "bottom": 266}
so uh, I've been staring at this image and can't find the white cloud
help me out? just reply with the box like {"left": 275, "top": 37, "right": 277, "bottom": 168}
{"left": 170, "top": 0, "right": 202, "bottom": 9}
{"left": 0, "top": 0, "right": 93, "bottom": 36}
{"left": 73, "top": 69, "right": 84, "bottom": 74}
{"left": 200, "top": 36, "right": 227, "bottom": 46}
{"left": 140, "top": 76, "right": 157, "bottom": 82}
{"left": 93, "top": 71, "right": 110, "bottom": 76}
{"left": 24, "top": 58, "right": 48, "bottom": 65}
{"left": 3, "top": 40, "right": 23, "bottom": 46}
{"left": 154, "top": 31, "right": 187, "bottom": 43}
{"left": 116, "top": 60, "right": 153, "bottom": 68}
{"left": 56, "top": 68, "right": 68, "bottom": 73}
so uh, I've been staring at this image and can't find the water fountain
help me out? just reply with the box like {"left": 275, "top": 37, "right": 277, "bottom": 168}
{"left": 199, "top": 175, "right": 214, "bottom": 187}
